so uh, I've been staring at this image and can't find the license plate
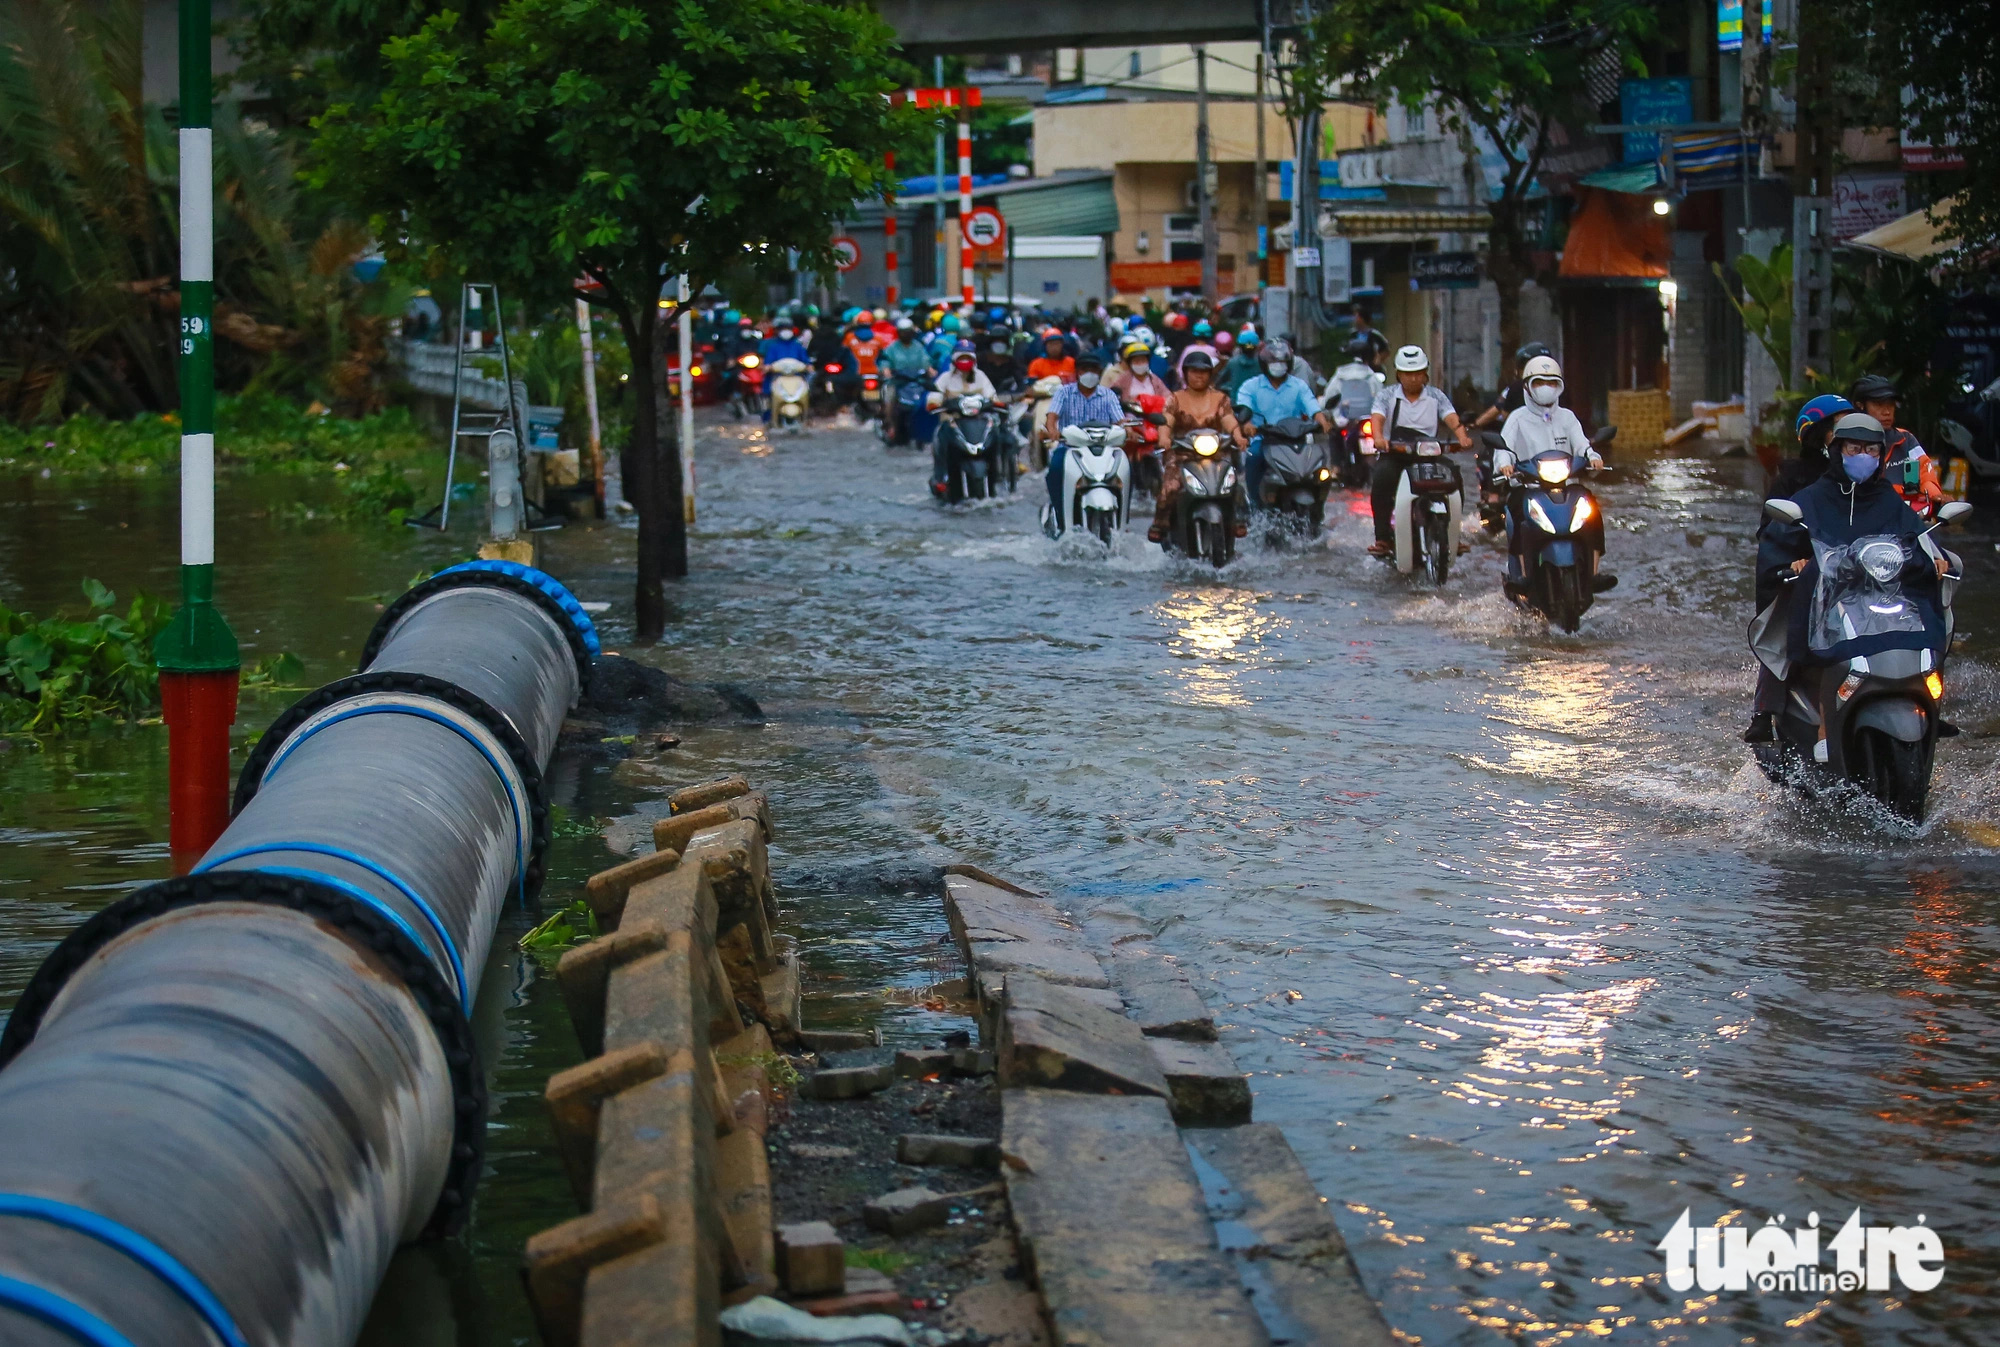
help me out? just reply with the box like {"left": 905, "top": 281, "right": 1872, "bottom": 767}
{"left": 862, "top": 387, "right": 881, "bottom": 401}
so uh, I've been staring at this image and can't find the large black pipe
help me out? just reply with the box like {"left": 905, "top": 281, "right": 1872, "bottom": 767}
{"left": 0, "top": 561, "right": 596, "bottom": 1347}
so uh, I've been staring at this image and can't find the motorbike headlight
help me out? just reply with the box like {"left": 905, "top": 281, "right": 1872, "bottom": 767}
{"left": 1858, "top": 540, "right": 1904, "bottom": 582}
{"left": 690, "top": 365, "right": 703, "bottom": 377}
{"left": 1192, "top": 433, "right": 1220, "bottom": 456}
{"left": 1571, "top": 495, "right": 1594, "bottom": 527}
{"left": 1535, "top": 456, "right": 1570, "bottom": 484}
{"left": 1317, "top": 467, "right": 1332, "bottom": 481}
{"left": 740, "top": 354, "right": 761, "bottom": 368}
{"left": 1526, "top": 498, "right": 1557, "bottom": 534}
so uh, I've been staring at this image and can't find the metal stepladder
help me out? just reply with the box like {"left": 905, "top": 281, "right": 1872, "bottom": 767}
{"left": 408, "top": 282, "right": 560, "bottom": 535}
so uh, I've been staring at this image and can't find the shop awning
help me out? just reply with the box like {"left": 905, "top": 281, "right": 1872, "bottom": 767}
{"left": 1559, "top": 187, "right": 1670, "bottom": 280}
{"left": 1843, "top": 194, "right": 1964, "bottom": 264}
{"left": 1323, "top": 206, "right": 1492, "bottom": 238}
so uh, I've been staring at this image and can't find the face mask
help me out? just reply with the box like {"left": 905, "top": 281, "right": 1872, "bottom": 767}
{"left": 1842, "top": 451, "right": 1880, "bottom": 482}
{"left": 1266, "top": 363, "right": 1288, "bottom": 379}
{"left": 1130, "top": 360, "right": 1149, "bottom": 374}
{"left": 1078, "top": 372, "right": 1101, "bottom": 390}
{"left": 1529, "top": 381, "right": 1560, "bottom": 407}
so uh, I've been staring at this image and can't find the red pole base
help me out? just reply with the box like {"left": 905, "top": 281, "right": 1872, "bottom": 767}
{"left": 160, "top": 669, "right": 240, "bottom": 873}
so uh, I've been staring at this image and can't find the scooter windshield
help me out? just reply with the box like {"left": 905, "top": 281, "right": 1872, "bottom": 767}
{"left": 1808, "top": 534, "right": 1923, "bottom": 652}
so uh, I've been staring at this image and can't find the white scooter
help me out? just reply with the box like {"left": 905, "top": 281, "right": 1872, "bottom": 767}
{"left": 768, "top": 357, "right": 811, "bottom": 434}
{"left": 1386, "top": 428, "right": 1464, "bottom": 585}
{"left": 1041, "top": 424, "right": 1130, "bottom": 544}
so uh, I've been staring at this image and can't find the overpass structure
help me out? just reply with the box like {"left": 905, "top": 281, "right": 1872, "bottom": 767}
{"left": 873, "top": 0, "right": 1269, "bottom": 54}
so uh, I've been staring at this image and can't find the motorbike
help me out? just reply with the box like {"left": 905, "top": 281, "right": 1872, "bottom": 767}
{"left": 1750, "top": 499, "right": 1971, "bottom": 821}
{"left": 880, "top": 373, "right": 936, "bottom": 448}
{"left": 1324, "top": 361, "right": 1380, "bottom": 488}
{"left": 1042, "top": 424, "right": 1130, "bottom": 544}
{"left": 1498, "top": 427, "right": 1616, "bottom": 629}
{"left": 812, "top": 352, "right": 851, "bottom": 418}
{"left": 768, "top": 357, "right": 811, "bottom": 434}
{"left": 1125, "top": 393, "right": 1167, "bottom": 497}
{"left": 935, "top": 394, "right": 1006, "bottom": 504}
{"left": 1163, "top": 430, "right": 1240, "bottom": 568}
{"left": 727, "top": 352, "right": 765, "bottom": 420}
{"left": 1380, "top": 426, "right": 1464, "bottom": 584}
{"left": 1256, "top": 415, "right": 1334, "bottom": 539}
{"left": 1025, "top": 375, "right": 1063, "bottom": 468}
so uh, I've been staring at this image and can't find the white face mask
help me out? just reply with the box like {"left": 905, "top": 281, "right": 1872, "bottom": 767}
{"left": 1529, "top": 380, "right": 1561, "bottom": 407}
{"left": 1266, "top": 362, "right": 1287, "bottom": 379}
{"left": 1078, "top": 372, "right": 1101, "bottom": 389}
{"left": 1129, "top": 359, "right": 1149, "bottom": 374}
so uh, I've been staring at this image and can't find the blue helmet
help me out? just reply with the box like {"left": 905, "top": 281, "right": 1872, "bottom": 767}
{"left": 1795, "top": 394, "right": 1854, "bottom": 444}
{"left": 952, "top": 339, "right": 977, "bottom": 356}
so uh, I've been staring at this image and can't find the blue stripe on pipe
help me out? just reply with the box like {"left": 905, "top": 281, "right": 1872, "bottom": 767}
{"left": 437, "top": 560, "right": 602, "bottom": 655}
{"left": 260, "top": 702, "right": 529, "bottom": 907}
{"left": 194, "top": 846, "right": 471, "bottom": 1014}
{"left": 0, "top": 1274, "right": 138, "bottom": 1347}
{"left": 230, "top": 866, "right": 469, "bottom": 1015}
{"left": 0, "top": 1197, "right": 248, "bottom": 1347}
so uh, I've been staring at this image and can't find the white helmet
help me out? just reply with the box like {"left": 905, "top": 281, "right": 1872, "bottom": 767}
{"left": 1392, "top": 344, "right": 1429, "bottom": 372}
{"left": 1522, "top": 354, "right": 1563, "bottom": 406}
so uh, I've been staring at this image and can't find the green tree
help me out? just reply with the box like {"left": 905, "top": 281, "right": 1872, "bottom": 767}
{"left": 310, "top": 0, "right": 912, "bottom": 637}
{"left": 1286, "top": 0, "right": 1650, "bottom": 356}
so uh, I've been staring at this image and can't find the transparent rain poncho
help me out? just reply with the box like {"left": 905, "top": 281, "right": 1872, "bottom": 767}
{"left": 1808, "top": 533, "right": 1925, "bottom": 653}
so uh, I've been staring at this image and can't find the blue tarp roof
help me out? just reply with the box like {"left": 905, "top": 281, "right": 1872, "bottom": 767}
{"left": 899, "top": 173, "right": 1012, "bottom": 196}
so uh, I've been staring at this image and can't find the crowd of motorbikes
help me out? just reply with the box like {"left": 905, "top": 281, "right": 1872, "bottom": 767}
{"left": 704, "top": 302, "right": 1977, "bottom": 826}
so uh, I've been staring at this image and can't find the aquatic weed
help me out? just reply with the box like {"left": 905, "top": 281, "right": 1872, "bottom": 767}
{"left": 518, "top": 898, "right": 599, "bottom": 964}
{"left": 0, "top": 580, "right": 169, "bottom": 732}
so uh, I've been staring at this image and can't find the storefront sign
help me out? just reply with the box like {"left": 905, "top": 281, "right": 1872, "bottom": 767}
{"left": 1109, "top": 260, "right": 1203, "bottom": 291}
{"left": 1831, "top": 175, "right": 1907, "bottom": 239}
{"left": 1411, "top": 252, "right": 1482, "bottom": 290}
{"left": 1619, "top": 78, "right": 1692, "bottom": 164}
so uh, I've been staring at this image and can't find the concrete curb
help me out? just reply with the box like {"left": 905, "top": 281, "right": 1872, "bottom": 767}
{"left": 523, "top": 778, "right": 783, "bottom": 1347}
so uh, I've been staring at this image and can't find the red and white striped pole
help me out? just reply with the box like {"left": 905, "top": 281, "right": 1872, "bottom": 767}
{"left": 956, "top": 88, "right": 974, "bottom": 304}
{"left": 884, "top": 150, "right": 899, "bottom": 308}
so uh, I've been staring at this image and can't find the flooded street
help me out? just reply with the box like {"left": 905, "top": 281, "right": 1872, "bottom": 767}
{"left": 6, "top": 413, "right": 2000, "bottom": 1345}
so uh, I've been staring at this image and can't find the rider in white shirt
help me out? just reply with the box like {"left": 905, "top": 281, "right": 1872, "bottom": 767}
{"left": 1494, "top": 355, "right": 1601, "bottom": 476}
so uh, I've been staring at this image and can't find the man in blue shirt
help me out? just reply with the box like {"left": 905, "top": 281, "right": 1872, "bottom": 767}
{"left": 1043, "top": 353, "right": 1125, "bottom": 523}
{"left": 1235, "top": 339, "right": 1328, "bottom": 507}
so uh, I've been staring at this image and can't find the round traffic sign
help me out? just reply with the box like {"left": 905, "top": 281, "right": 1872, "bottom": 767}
{"left": 962, "top": 206, "right": 1005, "bottom": 250}
{"left": 830, "top": 237, "right": 861, "bottom": 272}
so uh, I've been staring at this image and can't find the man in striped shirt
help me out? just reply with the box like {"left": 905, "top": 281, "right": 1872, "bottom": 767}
{"left": 1043, "top": 353, "right": 1125, "bottom": 519}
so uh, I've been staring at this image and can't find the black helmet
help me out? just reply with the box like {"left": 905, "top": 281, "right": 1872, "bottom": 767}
{"left": 1515, "top": 341, "right": 1552, "bottom": 367}
{"left": 1182, "top": 350, "right": 1215, "bottom": 372}
{"left": 1850, "top": 373, "right": 1898, "bottom": 404}
{"left": 1344, "top": 337, "right": 1374, "bottom": 360}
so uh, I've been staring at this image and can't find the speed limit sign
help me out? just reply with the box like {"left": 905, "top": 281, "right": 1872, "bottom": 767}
{"left": 961, "top": 206, "right": 1005, "bottom": 250}
{"left": 830, "top": 236, "right": 861, "bottom": 272}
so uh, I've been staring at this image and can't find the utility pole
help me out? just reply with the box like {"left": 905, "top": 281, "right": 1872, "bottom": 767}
{"left": 1256, "top": 0, "right": 1272, "bottom": 307}
{"left": 1294, "top": 110, "right": 1324, "bottom": 351}
{"left": 1196, "top": 45, "right": 1218, "bottom": 305}
{"left": 677, "top": 273, "right": 695, "bottom": 523}
{"left": 935, "top": 55, "right": 947, "bottom": 301}
{"left": 574, "top": 295, "right": 604, "bottom": 513}
{"left": 1788, "top": 1, "right": 1834, "bottom": 390}
{"left": 157, "top": 0, "right": 239, "bottom": 869}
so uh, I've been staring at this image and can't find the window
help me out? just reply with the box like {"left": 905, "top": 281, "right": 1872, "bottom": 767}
{"left": 1129, "top": 51, "right": 1141, "bottom": 78}
{"left": 1406, "top": 104, "right": 1425, "bottom": 137}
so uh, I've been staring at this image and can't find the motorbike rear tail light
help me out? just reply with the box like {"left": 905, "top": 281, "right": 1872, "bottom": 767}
{"left": 1836, "top": 673, "right": 1864, "bottom": 703}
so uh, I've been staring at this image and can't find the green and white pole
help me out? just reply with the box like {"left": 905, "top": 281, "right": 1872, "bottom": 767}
{"left": 155, "top": 0, "right": 239, "bottom": 869}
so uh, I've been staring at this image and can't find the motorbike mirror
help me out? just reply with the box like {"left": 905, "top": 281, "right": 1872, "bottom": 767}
{"left": 1590, "top": 424, "right": 1618, "bottom": 447}
{"left": 1480, "top": 430, "right": 1506, "bottom": 449}
{"left": 1937, "top": 500, "right": 1973, "bottom": 525}
{"left": 1145, "top": 412, "right": 1168, "bottom": 426}
{"left": 1763, "top": 498, "right": 1805, "bottom": 525}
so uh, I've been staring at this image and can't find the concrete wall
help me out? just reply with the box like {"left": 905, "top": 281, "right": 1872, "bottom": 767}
{"left": 1035, "top": 100, "right": 1288, "bottom": 175}
{"left": 1108, "top": 162, "right": 1263, "bottom": 302}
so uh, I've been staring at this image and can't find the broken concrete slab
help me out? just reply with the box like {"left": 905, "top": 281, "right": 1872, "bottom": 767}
{"left": 1148, "top": 1038, "right": 1252, "bottom": 1127}
{"left": 794, "top": 1267, "right": 904, "bottom": 1319}
{"left": 949, "top": 1048, "right": 995, "bottom": 1078}
{"left": 799, "top": 1063, "right": 894, "bottom": 1101}
{"left": 1001, "top": 1088, "right": 1266, "bottom": 1347}
{"left": 670, "top": 775, "right": 751, "bottom": 815}
{"left": 1109, "top": 946, "right": 1215, "bottom": 1041}
{"left": 761, "top": 940, "right": 802, "bottom": 1040}
{"left": 774, "top": 1221, "right": 844, "bottom": 1297}
{"left": 896, "top": 1134, "right": 1000, "bottom": 1170}
{"left": 895, "top": 1048, "right": 954, "bottom": 1079}
{"left": 943, "top": 873, "right": 1092, "bottom": 959}
{"left": 997, "top": 976, "right": 1168, "bottom": 1100}
{"left": 864, "top": 1186, "right": 953, "bottom": 1236}
{"left": 1185, "top": 1125, "right": 1398, "bottom": 1347}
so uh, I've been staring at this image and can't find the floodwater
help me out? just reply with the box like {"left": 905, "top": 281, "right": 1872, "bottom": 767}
{"left": 5, "top": 413, "right": 2000, "bottom": 1345}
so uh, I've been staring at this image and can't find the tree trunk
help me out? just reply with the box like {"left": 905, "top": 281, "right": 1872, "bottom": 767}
{"left": 1485, "top": 196, "right": 1530, "bottom": 364}
{"left": 620, "top": 303, "right": 689, "bottom": 642}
